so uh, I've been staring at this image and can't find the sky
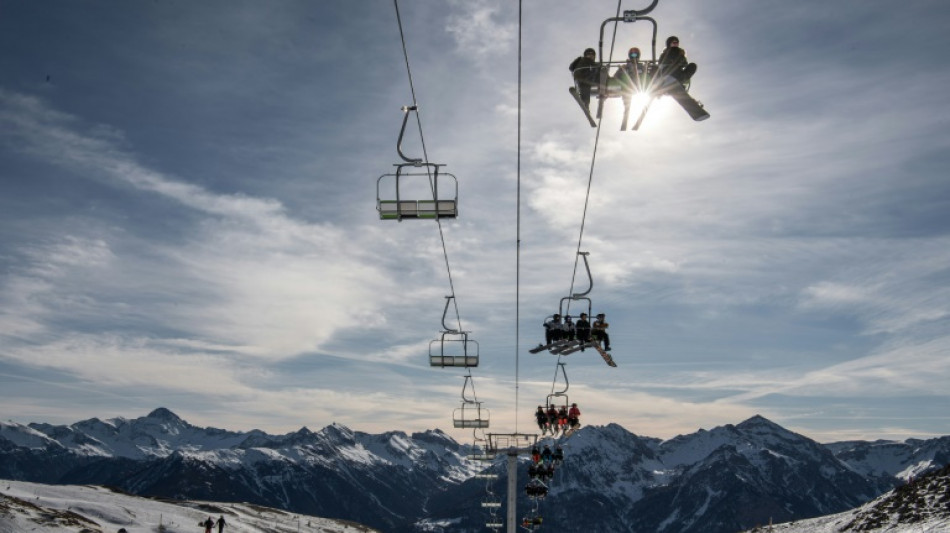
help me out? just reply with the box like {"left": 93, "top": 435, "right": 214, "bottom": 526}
{"left": 1, "top": 0, "right": 949, "bottom": 444}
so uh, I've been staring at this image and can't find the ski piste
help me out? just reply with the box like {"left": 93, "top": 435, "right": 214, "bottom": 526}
{"left": 569, "top": 87, "right": 598, "bottom": 127}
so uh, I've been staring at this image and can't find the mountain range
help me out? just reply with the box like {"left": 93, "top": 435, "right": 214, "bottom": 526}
{"left": 2, "top": 408, "right": 948, "bottom": 532}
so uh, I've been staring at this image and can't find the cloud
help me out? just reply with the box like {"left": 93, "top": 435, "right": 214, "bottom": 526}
{"left": 444, "top": 0, "right": 516, "bottom": 66}
{"left": 0, "top": 90, "right": 406, "bottom": 360}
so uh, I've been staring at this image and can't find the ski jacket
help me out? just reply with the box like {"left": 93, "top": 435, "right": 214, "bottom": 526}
{"left": 575, "top": 318, "right": 591, "bottom": 340}
{"left": 613, "top": 60, "right": 645, "bottom": 90}
{"left": 658, "top": 46, "right": 689, "bottom": 75}
{"left": 569, "top": 406, "right": 581, "bottom": 418}
{"left": 569, "top": 56, "right": 600, "bottom": 84}
{"left": 593, "top": 319, "right": 609, "bottom": 332}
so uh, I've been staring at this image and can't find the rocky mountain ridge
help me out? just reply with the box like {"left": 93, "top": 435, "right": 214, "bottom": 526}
{"left": 2, "top": 409, "right": 948, "bottom": 532}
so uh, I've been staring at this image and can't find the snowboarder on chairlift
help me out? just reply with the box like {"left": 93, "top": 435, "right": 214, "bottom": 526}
{"left": 592, "top": 313, "right": 611, "bottom": 351}
{"left": 658, "top": 36, "right": 696, "bottom": 85}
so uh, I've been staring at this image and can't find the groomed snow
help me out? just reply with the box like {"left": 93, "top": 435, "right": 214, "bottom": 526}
{"left": 0, "top": 479, "right": 379, "bottom": 533}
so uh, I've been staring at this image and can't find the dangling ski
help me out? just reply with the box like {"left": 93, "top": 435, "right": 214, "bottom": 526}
{"left": 529, "top": 340, "right": 571, "bottom": 354}
{"left": 568, "top": 87, "right": 597, "bottom": 128}
{"left": 556, "top": 341, "right": 592, "bottom": 356}
{"left": 631, "top": 96, "right": 655, "bottom": 131}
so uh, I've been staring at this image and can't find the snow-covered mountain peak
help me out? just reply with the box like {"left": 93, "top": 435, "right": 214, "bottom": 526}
{"left": 319, "top": 422, "right": 355, "bottom": 442}
{"left": 145, "top": 406, "right": 183, "bottom": 422}
{"left": 0, "top": 421, "right": 57, "bottom": 450}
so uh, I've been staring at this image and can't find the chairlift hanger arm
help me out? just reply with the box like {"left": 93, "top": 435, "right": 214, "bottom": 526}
{"left": 397, "top": 105, "right": 423, "bottom": 164}
{"left": 599, "top": 15, "right": 658, "bottom": 63}
{"left": 441, "top": 295, "right": 460, "bottom": 333}
{"left": 572, "top": 252, "right": 593, "bottom": 298}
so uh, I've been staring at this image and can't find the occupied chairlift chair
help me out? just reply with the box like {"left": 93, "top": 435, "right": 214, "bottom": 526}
{"left": 559, "top": 251, "right": 594, "bottom": 322}
{"left": 430, "top": 296, "right": 479, "bottom": 368}
{"left": 570, "top": 6, "right": 659, "bottom": 130}
{"left": 546, "top": 362, "right": 570, "bottom": 411}
{"left": 377, "top": 106, "right": 458, "bottom": 220}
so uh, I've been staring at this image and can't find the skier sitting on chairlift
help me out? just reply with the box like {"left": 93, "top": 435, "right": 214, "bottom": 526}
{"left": 546, "top": 404, "right": 559, "bottom": 431}
{"left": 563, "top": 315, "right": 576, "bottom": 341}
{"left": 535, "top": 405, "right": 549, "bottom": 434}
{"left": 543, "top": 314, "right": 565, "bottom": 345}
{"left": 568, "top": 48, "right": 600, "bottom": 110}
{"left": 613, "top": 47, "right": 646, "bottom": 94}
{"left": 554, "top": 445, "right": 565, "bottom": 464}
{"left": 568, "top": 402, "right": 582, "bottom": 431}
{"left": 575, "top": 312, "right": 592, "bottom": 350}
{"left": 541, "top": 444, "right": 554, "bottom": 464}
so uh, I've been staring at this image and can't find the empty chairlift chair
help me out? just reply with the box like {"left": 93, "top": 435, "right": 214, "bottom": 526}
{"left": 377, "top": 105, "right": 458, "bottom": 221}
{"left": 429, "top": 296, "right": 479, "bottom": 368}
{"left": 453, "top": 375, "right": 490, "bottom": 428}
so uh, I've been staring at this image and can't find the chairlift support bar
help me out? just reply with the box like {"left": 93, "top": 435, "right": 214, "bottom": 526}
{"left": 598, "top": 9, "right": 659, "bottom": 61}
{"left": 397, "top": 105, "right": 423, "bottom": 164}
{"left": 595, "top": 0, "right": 660, "bottom": 61}
{"left": 573, "top": 251, "right": 593, "bottom": 298}
{"left": 549, "top": 362, "right": 569, "bottom": 397}
{"left": 442, "top": 295, "right": 459, "bottom": 333}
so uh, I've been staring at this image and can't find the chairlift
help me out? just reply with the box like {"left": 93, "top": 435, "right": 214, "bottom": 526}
{"left": 570, "top": 2, "right": 660, "bottom": 130}
{"left": 377, "top": 106, "right": 458, "bottom": 220}
{"left": 481, "top": 498, "right": 502, "bottom": 509}
{"left": 429, "top": 296, "right": 479, "bottom": 367}
{"left": 470, "top": 429, "right": 497, "bottom": 461}
{"left": 559, "top": 251, "right": 594, "bottom": 319}
{"left": 546, "top": 362, "right": 569, "bottom": 409}
{"left": 453, "top": 375, "right": 490, "bottom": 428}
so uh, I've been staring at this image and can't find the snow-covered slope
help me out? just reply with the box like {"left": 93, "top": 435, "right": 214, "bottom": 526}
{"left": 742, "top": 463, "right": 950, "bottom": 532}
{"left": 0, "top": 478, "right": 378, "bottom": 533}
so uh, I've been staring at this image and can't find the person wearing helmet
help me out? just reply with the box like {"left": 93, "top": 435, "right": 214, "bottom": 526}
{"left": 658, "top": 35, "right": 697, "bottom": 84}
{"left": 568, "top": 403, "right": 581, "bottom": 430}
{"left": 543, "top": 313, "right": 565, "bottom": 345}
{"left": 592, "top": 313, "right": 611, "bottom": 351}
{"left": 574, "top": 312, "right": 592, "bottom": 351}
{"left": 568, "top": 47, "right": 600, "bottom": 109}
{"left": 535, "top": 405, "right": 549, "bottom": 434}
{"left": 613, "top": 46, "right": 646, "bottom": 93}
